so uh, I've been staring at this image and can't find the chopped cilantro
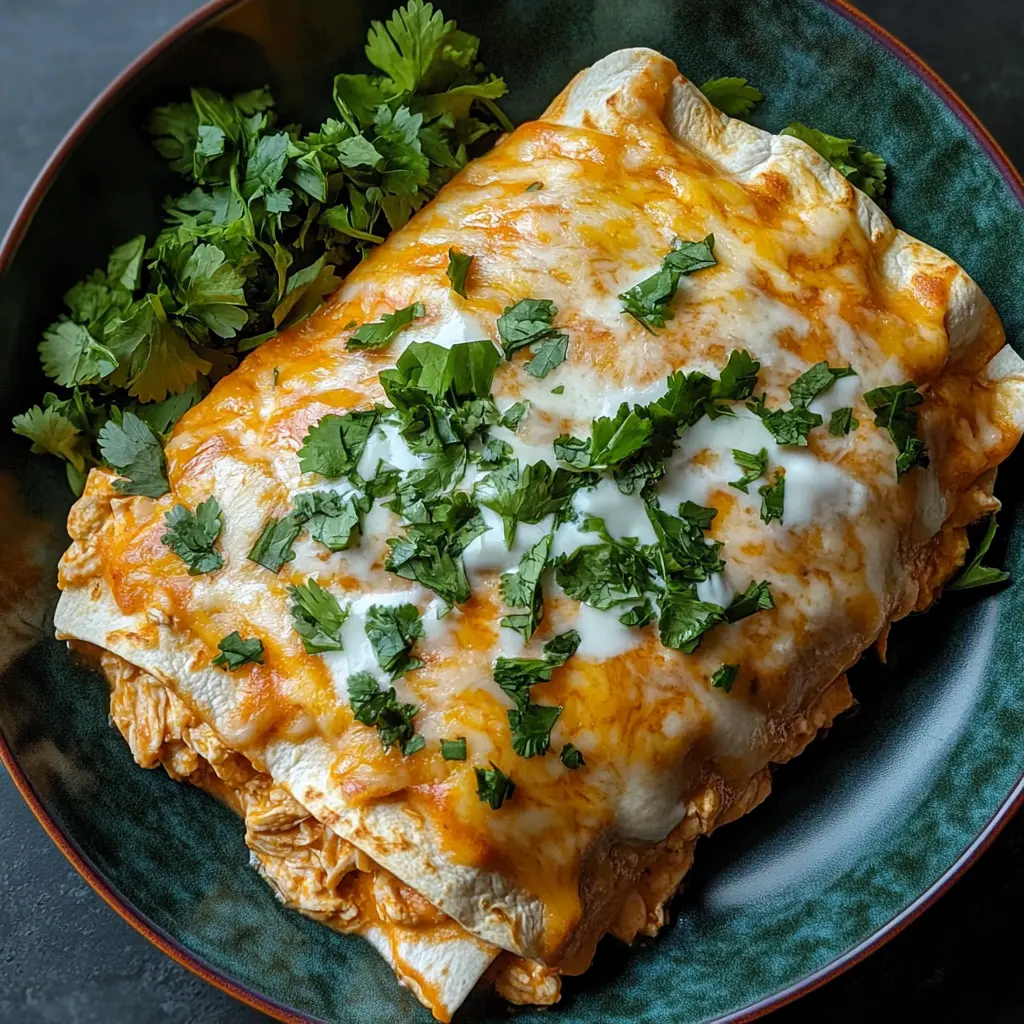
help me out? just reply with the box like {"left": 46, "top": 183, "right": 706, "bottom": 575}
{"left": 508, "top": 702, "right": 563, "bottom": 758}
{"left": 440, "top": 737, "right": 467, "bottom": 761}
{"left": 554, "top": 403, "right": 654, "bottom": 471}
{"left": 646, "top": 502, "right": 724, "bottom": 582}
{"left": 499, "top": 534, "right": 551, "bottom": 641}
{"left": 725, "top": 579, "right": 774, "bottom": 622}
{"left": 493, "top": 629, "right": 580, "bottom": 708}
{"left": 297, "top": 409, "right": 378, "bottom": 478}
{"left": 348, "top": 671, "right": 420, "bottom": 754}
{"left": 496, "top": 298, "right": 570, "bottom": 377}
{"left": 365, "top": 603, "right": 424, "bottom": 677}
{"left": 550, "top": 384, "right": 565, "bottom": 395}
{"left": 712, "top": 349, "right": 761, "bottom": 405}
{"left": 618, "top": 599, "right": 656, "bottom": 628}
{"left": 829, "top": 407, "right": 859, "bottom": 436}
{"left": 789, "top": 361, "right": 856, "bottom": 408}
{"left": 947, "top": 516, "right": 1010, "bottom": 592}
{"left": 758, "top": 468, "right": 785, "bottom": 525}
{"left": 248, "top": 510, "right": 306, "bottom": 571}
{"left": 556, "top": 542, "right": 654, "bottom": 611}
{"left": 293, "top": 489, "right": 368, "bottom": 550}
{"left": 212, "top": 631, "right": 265, "bottom": 670}
{"left": 559, "top": 743, "right": 585, "bottom": 769}
{"left": 658, "top": 584, "right": 725, "bottom": 653}
{"left": 729, "top": 447, "right": 768, "bottom": 493}
{"left": 97, "top": 412, "right": 169, "bottom": 497}
{"left": 288, "top": 578, "right": 349, "bottom": 654}
{"left": 711, "top": 663, "right": 739, "bottom": 693}
{"left": 525, "top": 181, "right": 544, "bottom": 192}
{"left": 749, "top": 396, "right": 823, "bottom": 446}
{"left": 346, "top": 302, "right": 424, "bottom": 350}
{"left": 781, "top": 122, "right": 887, "bottom": 199}
{"left": 863, "top": 381, "right": 929, "bottom": 477}
{"left": 446, "top": 248, "right": 473, "bottom": 298}
{"left": 700, "top": 77, "right": 764, "bottom": 119}
{"left": 161, "top": 496, "right": 223, "bottom": 575}
{"left": 500, "top": 401, "right": 530, "bottom": 431}
{"left": 618, "top": 235, "right": 716, "bottom": 331}
{"left": 475, "top": 762, "right": 515, "bottom": 809}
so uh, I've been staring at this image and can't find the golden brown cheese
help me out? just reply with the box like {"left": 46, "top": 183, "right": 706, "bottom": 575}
{"left": 55, "top": 48, "right": 1024, "bottom": 972}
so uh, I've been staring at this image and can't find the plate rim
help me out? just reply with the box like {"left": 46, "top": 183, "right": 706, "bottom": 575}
{"left": 1, "top": 1, "right": 1022, "bottom": 1022}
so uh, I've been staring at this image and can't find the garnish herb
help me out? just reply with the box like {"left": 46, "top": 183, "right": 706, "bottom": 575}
{"left": 297, "top": 409, "right": 378, "bottom": 478}
{"left": 500, "top": 400, "right": 530, "bottom": 431}
{"left": 829, "top": 407, "right": 859, "bottom": 436}
{"left": 947, "top": 516, "right": 1010, "bottom": 592}
{"left": 212, "top": 632, "right": 265, "bottom": 670}
{"left": 749, "top": 395, "right": 822, "bottom": 446}
{"left": 293, "top": 489, "right": 369, "bottom": 550}
{"left": 440, "top": 737, "right": 467, "bottom": 760}
{"left": 496, "top": 298, "right": 570, "bottom": 378}
{"left": 618, "top": 599, "right": 656, "bottom": 628}
{"left": 788, "top": 361, "right": 856, "bottom": 408}
{"left": 657, "top": 584, "right": 726, "bottom": 653}
{"left": 559, "top": 743, "right": 585, "bottom": 769}
{"left": 729, "top": 447, "right": 767, "bottom": 493}
{"left": 446, "top": 248, "right": 473, "bottom": 297}
{"left": 618, "top": 235, "right": 716, "bottom": 331}
{"left": 758, "top": 468, "right": 785, "bottom": 525}
{"left": 161, "top": 496, "right": 223, "bottom": 574}
{"left": 475, "top": 762, "right": 515, "bottom": 809}
{"left": 508, "top": 703, "right": 562, "bottom": 758}
{"left": 781, "top": 123, "right": 887, "bottom": 199}
{"left": 700, "top": 77, "right": 764, "bottom": 119}
{"left": 863, "top": 381, "right": 929, "bottom": 476}
{"left": 15, "top": 0, "right": 511, "bottom": 492}
{"left": 346, "top": 302, "right": 424, "bottom": 350}
{"left": 96, "top": 413, "right": 169, "bottom": 497}
{"left": 288, "top": 578, "right": 349, "bottom": 653}
{"left": 711, "top": 663, "right": 739, "bottom": 693}
{"left": 499, "top": 534, "right": 552, "bottom": 642}
{"left": 365, "top": 603, "right": 425, "bottom": 677}
{"left": 348, "top": 671, "right": 420, "bottom": 755}
{"left": 248, "top": 511, "right": 306, "bottom": 571}
{"left": 525, "top": 181, "right": 543, "bottom": 192}
{"left": 725, "top": 579, "right": 774, "bottom": 622}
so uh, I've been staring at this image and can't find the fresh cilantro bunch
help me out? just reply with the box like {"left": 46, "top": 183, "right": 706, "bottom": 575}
{"left": 13, "top": 1, "right": 510, "bottom": 496}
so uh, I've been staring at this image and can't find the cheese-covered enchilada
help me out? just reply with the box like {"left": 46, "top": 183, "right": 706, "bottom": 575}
{"left": 53, "top": 47, "right": 1024, "bottom": 1017}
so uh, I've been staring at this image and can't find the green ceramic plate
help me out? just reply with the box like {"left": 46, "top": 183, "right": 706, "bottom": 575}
{"left": 2, "top": 1, "right": 1023, "bottom": 1022}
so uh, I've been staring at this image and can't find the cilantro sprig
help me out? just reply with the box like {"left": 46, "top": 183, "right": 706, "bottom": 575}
{"left": 161, "top": 496, "right": 223, "bottom": 575}
{"left": 348, "top": 671, "right": 421, "bottom": 755}
{"left": 14, "top": 0, "right": 510, "bottom": 494}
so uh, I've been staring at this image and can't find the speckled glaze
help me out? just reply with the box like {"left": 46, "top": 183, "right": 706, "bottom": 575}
{"left": 1, "top": 2, "right": 1023, "bottom": 1023}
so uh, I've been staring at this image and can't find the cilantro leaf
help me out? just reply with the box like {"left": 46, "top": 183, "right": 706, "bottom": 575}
{"left": 493, "top": 629, "right": 580, "bottom": 709}
{"left": 554, "top": 403, "right": 654, "bottom": 471}
{"left": 348, "top": 671, "right": 420, "bottom": 754}
{"left": 500, "top": 401, "right": 530, "bottom": 431}
{"left": 161, "top": 496, "right": 223, "bottom": 575}
{"left": 292, "top": 489, "right": 368, "bottom": 551}
{"left": 863, "top": 381, "right": 929, "bottom": 477}
{"left": 12, "top": 402, "right": 86, "bottom": 473}
{"left": 619, "top": 235, "right": 716, "bottom": 330}
{"left": 347, "top": 302, "right": 425, "bottom": 350}
{"left": 725, "top": 579, "right": 774, "bottom": 622}
{"left": 646, "top": 502, "right": 724, "bottom": 582}
{"left": 618, "top": 600, "right": 656, "bottom": 628}
{"left": 365, "top": 603, "right": 424, "bottom": 677}
{"left": 441, "top": 737, "right": 467, "bottom": 760}
{"left": 508, "top": 702, "right": 563, "bottom": 758}
{"left": 711, "top": 663, "right": 739, "bottom": 693}
{"left": 712, "top": 349, "right": 761, "bottom": 404}
{"left": 560, "top": 742, "right": 584, "bottom": 769}
{"left": 212, "top": 632, "right": 265, "bottom": 670}
{"left": 658, "top": 584, "right": 725, "bottom": 653}
{"left": 789, "top": 361, "right": 856, "bottom": 408}
{"left": 525, "top": 334, "right": 569, "bottom": 379}
{"left": 446, "top": 248, "right": 473, "bottom": 298}
{"left": 749, "top": 397, "right": 823, "bottom": 446}
{"left": 543, "top": 629, "right": 581, "bottom": 665}
{"left": 288, "top": 579, "right": 349, "bottom": 654}
{"left": 829, "top": 407, "right": 859, "bottom": 436}
{"left": 781, "top": 123, "right": 887, "bottom": 199}
{"left": 729, "top": 447, "right": 767, "bottom": 493}
{"left": 297, "top": 409, "right": 378, "bottom": 478}
{"left": 499, "top": 534, "right": 551, "bottom": 641}
{"left": 556, "top": 542, "right": 654, "bottom": 611}
{"left": 700, "top": 77, "right": 764, "bottom": 119}
{"left": 97, "top": 412, "right": 169, "bottom": 497}
{"left": 248, "top": 510, "right": 306, "bottom": 572}
{"left": 39, "top": 320, "right": 117, "bottom": 387}
{"left": 947, "top": 516, "right": 1010, "bottom": 592}
{"left": 758, "top": 468, "right": 786, "bottom": 525}
{"left": 475, "top": 762, "right": 515, "bottom": 809}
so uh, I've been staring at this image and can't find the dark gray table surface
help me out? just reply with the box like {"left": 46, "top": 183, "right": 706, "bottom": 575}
{"left": 1, "top": 2, "right": 1022, "bottom": 1022}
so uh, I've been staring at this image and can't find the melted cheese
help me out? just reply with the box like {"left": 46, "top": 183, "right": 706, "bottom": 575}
{"left": 55, "top": 48, "right": 1024, "bottom": 973}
